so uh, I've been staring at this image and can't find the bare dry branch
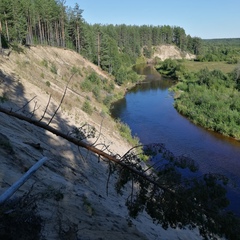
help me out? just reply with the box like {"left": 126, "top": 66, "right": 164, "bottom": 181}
{"left": 39, "top": 94, "right": 51, "bottom": 122}
{"left": 15, "top": 96, "right": 37, "bottom": 113}
{"left": 0, "top": 105, "right": 172, "bottom": 194}
{"left": 47, "top": 73, "right": 75, "bottom": 126}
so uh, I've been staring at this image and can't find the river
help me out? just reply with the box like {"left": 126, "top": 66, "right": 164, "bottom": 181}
{"left": 111, "top": 64, "right": 240, "bottom": 215}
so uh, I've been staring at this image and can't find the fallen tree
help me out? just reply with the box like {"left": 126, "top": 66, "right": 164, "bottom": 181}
{"left": 0, "top": 99, "right": 239, "bottom": 239}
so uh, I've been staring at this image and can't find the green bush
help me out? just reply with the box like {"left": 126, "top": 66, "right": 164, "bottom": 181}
{"left": 45, "top": 81, "right": 51, "bottom": 87}
{"left": 87, "top": 72, "right": 100, "bottom": 85}
{"left": 80, "top": 80, "right": 93, "bottom": 92}
{"left": 174, "top": 68, "right": 240, "bottom": 139}
{"left": 50, "top": 63, "right": 57, "bottom": 74}
{"left": 92, "top": 86, "right": 101, "bottom": 102}
{"left": 82, "top": 100, "right": 93, "bottom": 115}
{"left": 116, "top": 120, "right": 139, "bottom": 145}
{"left": 71, "top": 66, "right": 82, "bottom": 76}
{"left": 40, "top": 59, "right": 48, "bottom": 68}
{"left": 103, "top": 95, "right": 113, "bottom": 108}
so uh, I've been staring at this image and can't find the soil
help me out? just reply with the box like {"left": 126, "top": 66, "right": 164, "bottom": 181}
{"left": 153, "top": 44, "right": 196, "bottom": 61}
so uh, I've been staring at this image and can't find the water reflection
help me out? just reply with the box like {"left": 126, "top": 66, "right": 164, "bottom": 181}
{"left": 111, "top": 64, "right": 240, "bottom": 215}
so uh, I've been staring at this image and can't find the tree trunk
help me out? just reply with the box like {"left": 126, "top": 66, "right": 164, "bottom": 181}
{"left": 4, "top": 12, "right": 9, "bottom": 42}
{"left": 97, "top": 32, "right": 101, "bottom": 67}
{"left": 38, "top": 18, "right": 43, "bottom": 44}
{"left": 0, "top": 21, "right": 2, "bottom": 52}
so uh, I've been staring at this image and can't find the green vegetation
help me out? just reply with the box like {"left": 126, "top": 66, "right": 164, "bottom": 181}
{"left": 1, "top": 1, "right": 240, "bottom": 238}
{"left": 115, "top": 143, "right": 240, "bottom": 240}
{"left": 40, "top": 59, "right": 48, "bottom": 68}
{"left": 156, "top": 59, "right": 188, "bottom": 79}
{"left": 45, "top": 81, "right": 51, "bottom": 87}
{"left": 0, "top": 93, "right": 8, "bottom": 103}
{"left": 82, "top": 100, "right": 93, "bottom": 115}
{"left": 116, "top": 120, "right": 139, "bottom": 146}
{"left": 181, "top": 60, "right": 237, "bottom": 74}
{"left": 50, "top": 63, "right": 57, "bottom": 74}
{"left": 157, "top": 59, "right": 240, "bottom": 139}
{"left": 0, "top": 0, "right": 202, "bottom": 86}
{"left": 198, "top": 38, "right": 240, "bottom": 62}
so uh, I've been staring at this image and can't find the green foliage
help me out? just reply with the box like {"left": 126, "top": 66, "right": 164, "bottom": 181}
{"left": 40, "top": 72, "right": 44, "bottom": 78}
{"left": 143, "top": 45, "right": 153, "bottom": 58}
{"left": 156, "top": 59, "right": 188, "bottom": 80}
{"left": 103, "top": 81, "right": 115, "bottom": 93}
{"left": 198, "top": 38, "right": 240, "bottom": 62}
{"left": 174, "top": 67, "right": 240, "bottom": 139}
{"left": 103, "top": 95, "right": 113, "bottom": 108}
{"left": 45, "top": 81, "right": 51, "bottom": 87}
{"left": 82, "top": 100, "right": 93, "bottom": 115}
{"left": 40, "top": 59, "right": 48, "bottom": 68}
{"left": 87, "top": 72, "right": 100, "bottom": 85}
{"left": 70, "top": 123, "right": 96, "bottom": 140}
{"left": 113, "top": 143, "right": 240, "bottom": 239}
{"left": 136, "top": 56, "right": 147, "bottom": 65}
{"left": 50, "top": 63, "right": 57, "bottom": 74}
{"left": 92, "top": 86, "right": 101, "bottom": 101}
{"left": 0, "top": 0, "right": 202, "bottom": 81}
{"left": 115, "top": 67, "right": 128, "bottom": 85}
{"left": 11, "top": 44, "right": 24, "bottom": 54}
{"left": 0, "top": 93, "right": 8, "bottom": 103}
{"left": 71, "top": 66, "right": 82, "bottom": 76}
{"left": 80, "top": 81, "right": 91, "bottom": 93}
{"left": 116, "top": 120, "right": 139, "bottom": 145}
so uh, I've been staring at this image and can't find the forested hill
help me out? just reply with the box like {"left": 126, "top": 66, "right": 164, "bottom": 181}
{"left": 203, "top": 38, "right": 240, "bottom": 46}
{"left": 0, "top": 0, "right": 201, "bottom": 83}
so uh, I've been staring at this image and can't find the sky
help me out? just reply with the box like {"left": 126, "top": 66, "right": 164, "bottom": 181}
{"left": 65, "top": 0, "right": 240, "bottom": 39}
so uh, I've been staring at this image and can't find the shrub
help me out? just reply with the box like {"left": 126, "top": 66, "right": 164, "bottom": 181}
{"left": 50, "top": 63, "right": 57, "bottom": 74}
{"left": 71, "top": 66, "right": 82, "bottom": 76}
{"left": 45, "top": 81, "right": 51, "bottom": 87}
{"left": 103, "top": 95, "right": 113, "bottom": 108}
{"left": 92, "top": 86, "right": 101, "bottom": 102}
{"left": 0, "top": 93, "right": 8, "bottom": 103}
{"left": 87, "top": 72, "right": 100, "bottom": 85}
{"left": 40, "top": 59, "right": 48, "bottom": 68}
{"left": 80, "top": 80, "right": 93, "bottom": 92}
{"left": 82, "top": 100, "right": 93, "bottom": 115}
{"left": 116, "top": 120, "right": 139, "bottom": 145}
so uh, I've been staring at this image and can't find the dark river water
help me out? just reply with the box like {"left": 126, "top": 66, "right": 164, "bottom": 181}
{"left": 111, "top": 64, "right": 240, "bottom": 215}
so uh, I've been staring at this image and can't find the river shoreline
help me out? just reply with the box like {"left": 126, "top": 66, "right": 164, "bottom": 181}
{"left": 111, "top": 64, "right": 240, "bottom": 216}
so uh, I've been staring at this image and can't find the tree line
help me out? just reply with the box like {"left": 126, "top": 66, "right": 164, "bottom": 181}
{"left": 0, "top": 0, "right": 202, "bottom": 84}
{"left": 197, "top": 38, "right": 240, "bottom": 63}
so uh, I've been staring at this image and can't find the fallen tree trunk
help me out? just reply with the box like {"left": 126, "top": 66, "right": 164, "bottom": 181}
{"left": 0, "top": 106, "right": 170, "bottom": 193}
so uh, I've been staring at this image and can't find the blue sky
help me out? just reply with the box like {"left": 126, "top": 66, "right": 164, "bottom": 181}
{"left": 65, "top": 0, "right": 240, "bottom": 39}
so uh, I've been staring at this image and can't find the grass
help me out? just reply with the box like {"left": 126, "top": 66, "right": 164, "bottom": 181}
{"left": 116, "top": 120, "right": 139, "bottom": 146}
{"left": 182, "top": 60, "right": 237, "bottom": 74}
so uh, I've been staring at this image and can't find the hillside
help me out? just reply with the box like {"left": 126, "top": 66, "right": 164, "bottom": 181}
{"left": 0, "top": 46, "right": 202, "bottom": 239}
{"left": 152, "top": 44, "right": 196, "bottom": 61}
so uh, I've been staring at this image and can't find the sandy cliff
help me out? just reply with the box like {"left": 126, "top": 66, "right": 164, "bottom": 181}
{"left": 0, "top": 46, "right": 201, "bottom": 239}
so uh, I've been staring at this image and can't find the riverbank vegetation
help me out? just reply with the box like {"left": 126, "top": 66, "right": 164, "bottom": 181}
{"left": 156, "top": 58, "right": 240, "bottom": 139}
